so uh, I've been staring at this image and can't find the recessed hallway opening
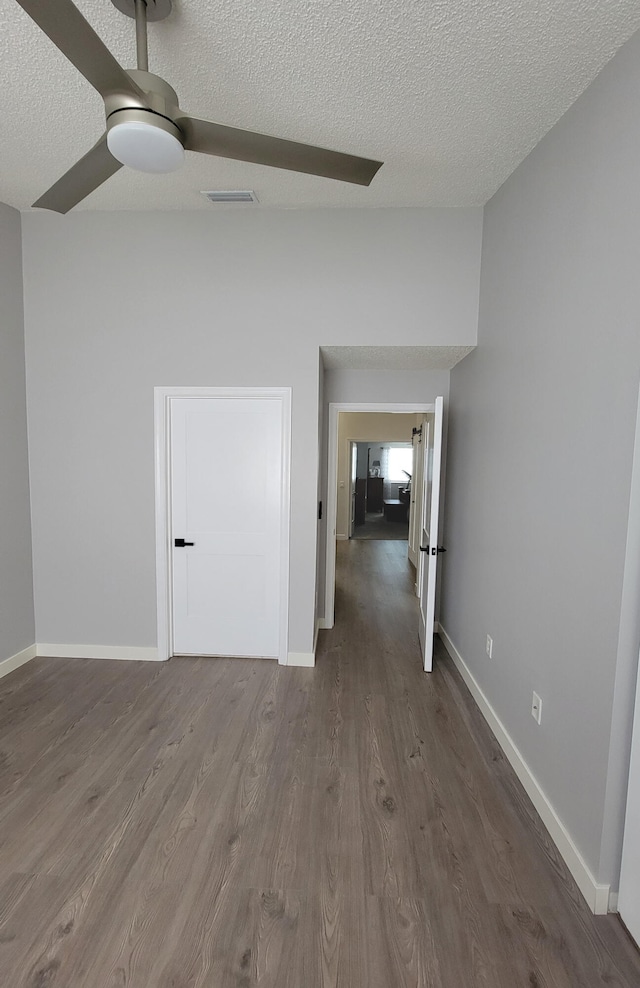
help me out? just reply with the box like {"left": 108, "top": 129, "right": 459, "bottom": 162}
{"left": 0, "top": 542, "right": 638, "bottom": 985}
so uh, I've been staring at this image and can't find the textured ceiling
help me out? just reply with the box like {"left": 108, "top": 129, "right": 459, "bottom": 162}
{"left": 1, "top": 0, "right": 640, "bottom": 211}
{"left": 321, "top": 346, "right": 475, "bottom": 371}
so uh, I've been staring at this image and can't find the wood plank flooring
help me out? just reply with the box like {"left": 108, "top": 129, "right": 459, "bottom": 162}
{"left": 1, "top": 539, "right": 639, "bottom": 987}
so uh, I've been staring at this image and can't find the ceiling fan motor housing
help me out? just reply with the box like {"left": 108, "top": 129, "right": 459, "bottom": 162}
{"left": 105, "top": 70, "right": 185, "bottom": 172}
{"left": 105, "top": 69, "right": 181, "bottom": 130}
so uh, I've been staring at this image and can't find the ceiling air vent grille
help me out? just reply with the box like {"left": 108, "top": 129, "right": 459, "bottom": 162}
{"left": 201, "top": 190, "right": 258, "bottom": 204}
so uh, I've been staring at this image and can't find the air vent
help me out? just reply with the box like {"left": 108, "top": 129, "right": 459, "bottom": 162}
{"left": 201, "top": 190, "right": 258, "bottom": 204}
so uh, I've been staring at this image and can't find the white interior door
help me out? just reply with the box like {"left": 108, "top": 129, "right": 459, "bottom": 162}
{"left": 417, "top": 396, "right": 444, "bottom": 672}
{"left": 619, "top": 646, "right": 640, "bottom": 945}
{"left": 170, "top": 395, "right": 286, "bottom": 659}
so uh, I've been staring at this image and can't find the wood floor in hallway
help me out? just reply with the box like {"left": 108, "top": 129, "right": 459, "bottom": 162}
{"left": 0, "top": 539, "right": 638, "bottom": 987}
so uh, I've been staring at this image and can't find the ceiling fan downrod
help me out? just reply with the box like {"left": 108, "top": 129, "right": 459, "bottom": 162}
{"left": 110, "top": 0, "right": 174, "bottom": 69}
{"left": 134, "top": 0, "right": 148, "bottom": 71}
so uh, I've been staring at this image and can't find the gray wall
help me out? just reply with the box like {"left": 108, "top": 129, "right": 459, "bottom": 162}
{"left": 0, "top": 203, "right": 34, "bottom": 661}
{"left": 441, "top": 30, "right": 640, "bottom": 887}
{"left": 21, "top": 208, "right": 481, "bottom": 655}
{"left": 324, "top": 369, "right": 451, "bottom": 407}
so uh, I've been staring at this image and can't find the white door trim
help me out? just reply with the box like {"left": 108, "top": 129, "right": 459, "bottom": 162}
{"left": 408, "top": 425, "right": 424, "bottom": 571}
{"left": 154, "top": 386, "right": 291, "bottom": 663}
{"left": 323, "top": 402, "right": 434, "bottom": 629}
{"left": 348, "top": 441, "right": 357, "bottom": 538}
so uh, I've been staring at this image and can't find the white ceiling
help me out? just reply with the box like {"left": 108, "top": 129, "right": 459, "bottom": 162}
{"left": 1, "top": 0, "right": 639, "bottom": 212}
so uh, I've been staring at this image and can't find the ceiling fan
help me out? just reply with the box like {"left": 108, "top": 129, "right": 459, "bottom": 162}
{"left": 16, "top": 0, "right": 383, "bottom": 213}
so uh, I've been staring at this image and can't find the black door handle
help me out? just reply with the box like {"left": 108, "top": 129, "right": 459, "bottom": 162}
{"left": 174, "top": 538, "right": 195, "bottom": 547}
{"left": 420, "top": 545, "right": 429, "bottom": 552}
{"left": 432, "top": 546, "right": 446, "bottom": 554}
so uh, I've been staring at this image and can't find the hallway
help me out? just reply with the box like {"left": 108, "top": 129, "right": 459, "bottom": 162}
{"left": 312, "top": 539, "right": 640, "bottom": 985}
{"left": 0, "top": 542, "right": 638, "bottom": 985}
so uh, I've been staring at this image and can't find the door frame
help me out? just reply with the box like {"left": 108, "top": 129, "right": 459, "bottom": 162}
{"left": 323, "top": 401, "right": 435, "bottom": 629}
{"left": 154, "top": 386, "right": 292, "bottom": 663}
{"left": 348, "top": 441, "right": 358, "bottom": 538}
{"left": 408, "top": 424, "right": 425, "bottom": 568}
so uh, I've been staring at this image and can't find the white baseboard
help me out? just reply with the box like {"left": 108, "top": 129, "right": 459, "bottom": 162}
{"left": 608, "top": 892, "right": 619, "bottom": 913}
{"left": 0, "top": 643, "right": 37, "bottom": 681}
{"left": 336, "top": 534, "right": 348, "bottom": 541}
{"left": 36, "top": 644, "right": 161, "bottom": 661}
{"left": 438, "top": 625, "right": 611, "bottom": 916}
{"left": 285, "top": 651, "right": 315, "bottom": 668}
{"left": 317, "top": 617, "right": 332, "bottom": 630}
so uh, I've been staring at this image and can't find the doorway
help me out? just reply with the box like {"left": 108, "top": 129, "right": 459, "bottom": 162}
{"left": 324, "top": 402, "right": 435, "bottom": 632}
{"left": 350, "top": 441, "right": 413, "bottom": 541}
{"left": 154, "top": 387, "right": 291, "bottom": 663}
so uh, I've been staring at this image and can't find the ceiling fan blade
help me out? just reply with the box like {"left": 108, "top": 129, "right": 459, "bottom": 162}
{"left": 177, "top": 115, "right": 383, "bottom": 186}
{"left": 33, "top": 134, "right": 123, "bottom": 213}
{"left": 15, "top": 0, "right": 147, "bottom": 103}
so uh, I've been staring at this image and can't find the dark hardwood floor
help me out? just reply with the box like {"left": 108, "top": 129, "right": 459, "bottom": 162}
{"left": 351, "top": 511, "right": 409, "bottom": 540}
{"left": 0, "top": 539, "right": 639, "bottom": 986}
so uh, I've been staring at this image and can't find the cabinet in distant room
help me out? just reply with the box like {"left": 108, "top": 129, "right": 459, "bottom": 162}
{"left": 367, "top": 476, "right": 384, "bottom": 513}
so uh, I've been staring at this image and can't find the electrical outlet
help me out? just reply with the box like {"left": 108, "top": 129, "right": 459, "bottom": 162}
{"left": 531, "top": 691, "right": 542, "bottom": 725}
{"left": 486, "top": 634, "right": 493, "bottom": 658}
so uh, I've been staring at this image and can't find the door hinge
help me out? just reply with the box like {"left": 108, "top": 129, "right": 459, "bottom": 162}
{"left": 318, "top": 501, "right": 323, "bottom": 521}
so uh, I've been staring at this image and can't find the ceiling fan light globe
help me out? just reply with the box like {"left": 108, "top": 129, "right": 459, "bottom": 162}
{"left": 106, "top": 119, "right": 184, "bottom": 173}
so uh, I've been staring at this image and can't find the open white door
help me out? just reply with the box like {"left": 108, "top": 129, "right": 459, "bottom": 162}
{"left": 417, "top": 396, "right": 444, "bottom": 672}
